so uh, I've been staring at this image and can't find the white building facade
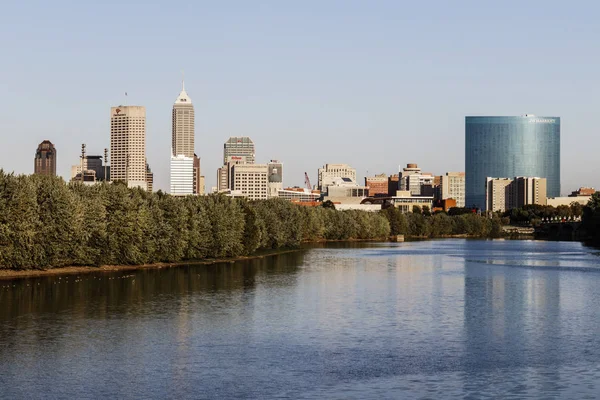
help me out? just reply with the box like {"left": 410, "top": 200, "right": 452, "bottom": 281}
{"left": 170, "top": 155, "right": 194, "bottom": 195}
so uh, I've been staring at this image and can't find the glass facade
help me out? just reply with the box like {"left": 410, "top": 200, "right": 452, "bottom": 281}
{"left": 465, "top": 116, "right": 560, "bottom": 211}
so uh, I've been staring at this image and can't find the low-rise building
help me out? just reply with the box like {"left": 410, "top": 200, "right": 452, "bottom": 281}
{"left": 318, "top": 163, "right": 356, "bottom": 191}
{"left": 278, "top": 187, "right": 321, "bottom": 202}
{"left": 547, "top": 196, "right": 591, "bottom": 207}
{"left": 365, "top": 173, "right": 388, "bottom": 197}
{"left": 390, "top": 190, "right": 434, "bottom": 213}
{"left": 323, "top": 177, "right": 369, "bottom": 204}
{"left": 569, "top": 187, "right": 596, "bottom": 197}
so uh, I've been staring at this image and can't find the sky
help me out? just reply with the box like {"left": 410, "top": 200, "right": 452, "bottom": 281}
{"left": 0, "top": 0, "right": 598, "bottom": 195}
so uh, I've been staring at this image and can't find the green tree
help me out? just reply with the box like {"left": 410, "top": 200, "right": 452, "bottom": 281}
{"left": 583, "top": 192, "right": 600, "bottom": 244}
{"left": 322, "top": 200, "right": 336, "bottom": 209}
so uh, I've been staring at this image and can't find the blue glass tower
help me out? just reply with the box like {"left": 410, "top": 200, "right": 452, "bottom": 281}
{"left": 465, "top": 116, "right": 560, "bottom": 211}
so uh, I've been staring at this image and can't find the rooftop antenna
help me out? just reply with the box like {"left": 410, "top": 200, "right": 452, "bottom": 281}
{"left": 182, "top": 69, "right": 185, "bottom": 91}
{"left": 104, "top": 148, "right": 109, "bottom": 182}
{"left": 80, "top": 143, "right": 86, "bottom": 178}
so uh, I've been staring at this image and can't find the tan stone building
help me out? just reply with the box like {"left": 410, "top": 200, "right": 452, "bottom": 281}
{"left": 110, "top": 106, "right": 147, "bottom": 190}
{"left": 172, "top": 82, "right": 194, "bottom": 158}
{"left": 486, "top": 178, "right": 512, "bottom": 212}
{"left": 317, "top": 164, "right": 357, "bottom": 191}
{"left": 230, "top": 163, "right": 269, "bottom": 200}
{"left": 511, "top": 177, "right": 547, "bottom": 208}
{"left": 486, "top": 177, "right": 547, "bottom": 212}
{"left": 440, "top": 172, "right": 465, "bottom": 207}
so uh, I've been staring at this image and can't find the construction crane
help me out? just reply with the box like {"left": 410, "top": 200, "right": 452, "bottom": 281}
{"left": 304, "top": 172, "right": 313, "bottom": 190}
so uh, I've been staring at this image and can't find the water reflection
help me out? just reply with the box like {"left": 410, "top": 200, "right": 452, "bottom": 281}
{"left": 2, "top": 240, "right": 600, "bottom": 398}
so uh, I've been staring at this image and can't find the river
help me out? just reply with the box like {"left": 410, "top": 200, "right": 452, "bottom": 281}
{"left": 1, "top": 239, "right": 600, "bottom": 399}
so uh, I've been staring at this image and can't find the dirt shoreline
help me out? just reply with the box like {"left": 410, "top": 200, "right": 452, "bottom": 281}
{"left": 0, "top": 249, "right": 303, "bottom": 281}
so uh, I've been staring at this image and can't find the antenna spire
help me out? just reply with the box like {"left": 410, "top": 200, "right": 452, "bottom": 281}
{"left": 182, "top": 70, "right": 185, "bottom": 91}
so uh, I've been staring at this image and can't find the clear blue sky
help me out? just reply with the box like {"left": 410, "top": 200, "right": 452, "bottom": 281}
{"left": 0, "top": 0, "right": 598, "bottom": 194}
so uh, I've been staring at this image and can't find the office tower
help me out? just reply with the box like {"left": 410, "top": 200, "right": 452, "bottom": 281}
{"left": 170, "top": 154, "right": 194, "bottom": 195}
{"left": 146, "top": 162, "right": 154, "bottom": 193}
{"left": 267, "top": 160, "right": 283, "bottom": 198}
{"left": 172, "top": 81, "right": 194, "bottom": 158}
{"left": 317, "top": 164, "right": 357, "bottom": 191}
{"left": 170, "top": 81, "right": 195, "bottom": 195}
{"left": 466, "top": 115, "right": 560, "bottom": 211}
{"left": 230, "top": 163, "right": 269, "bottom": 200}
{"left": 110, "top": 106, "right": 147, "bottom": 190}
{"left": 224, "top": 137, "right": 255, "bottom": 164}
{"left": 440, "top": 172, "right": 466, "bottom": 208}
{"left": 217, "top": 137, "right": 256, "bottom": 192}
{"left": 34, "top": 140, "right": 57, "bottom": 176}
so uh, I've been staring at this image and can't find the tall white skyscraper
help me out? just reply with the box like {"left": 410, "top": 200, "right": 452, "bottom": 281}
{"left": 171, "top": 80, "right": 195, "bottom": 195}
{"left": 110, "top": 106, "right": 147, "bottom": 190}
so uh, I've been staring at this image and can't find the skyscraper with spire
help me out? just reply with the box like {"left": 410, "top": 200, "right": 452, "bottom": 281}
{"left": 170, "top": 77, "right": 195, "bottom": 195}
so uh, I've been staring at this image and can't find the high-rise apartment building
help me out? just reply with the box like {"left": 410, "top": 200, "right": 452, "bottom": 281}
{"left": 170, "top": 82, "right": 195, "bottom": 195}
{"left": 34, "top": 140, "right": 57, "bottom": 176}
{"left": 110, "top": 106, "right": 147, "bottom": 190}
{"left": 224, "top": 137, "right": 255, "bottom": 164}
{"left": 317, "top": 164, "right": 357, "bottom": 191}
{"left": 440, "top": 172, "right": 466, "bottom": 208}
{"left": 466, "top": 115, "right": 560, "bottom": 211}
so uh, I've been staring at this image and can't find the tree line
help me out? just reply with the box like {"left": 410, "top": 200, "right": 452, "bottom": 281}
{"left": 0, "top": 172, "right": 512, "bottom": 270}
{"left": 502, "top": 203, "right": 584, "bottom": 225}
{"left": 0, "top": 172, "right": 390, "bottom": 270}
{"left": 383, "top": 207, "right": 503, "bottom": 238}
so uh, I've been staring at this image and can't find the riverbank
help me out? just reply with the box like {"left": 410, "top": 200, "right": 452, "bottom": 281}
{"left": 0, "top": 248, "right": 303, "bottom": 281}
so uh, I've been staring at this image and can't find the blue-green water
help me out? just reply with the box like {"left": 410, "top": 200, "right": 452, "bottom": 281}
{"left": 1, "top": 239, "right": 600, "bottom": 399}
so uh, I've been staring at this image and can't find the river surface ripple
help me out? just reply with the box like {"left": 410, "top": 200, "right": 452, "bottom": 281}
{"left": 1, "top": 239, "right": 600, "bottom": 399}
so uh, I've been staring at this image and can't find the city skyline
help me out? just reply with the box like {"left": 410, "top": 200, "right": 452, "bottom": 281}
{"left": 2, "top": 1, "right": 599, "bottom": 193}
